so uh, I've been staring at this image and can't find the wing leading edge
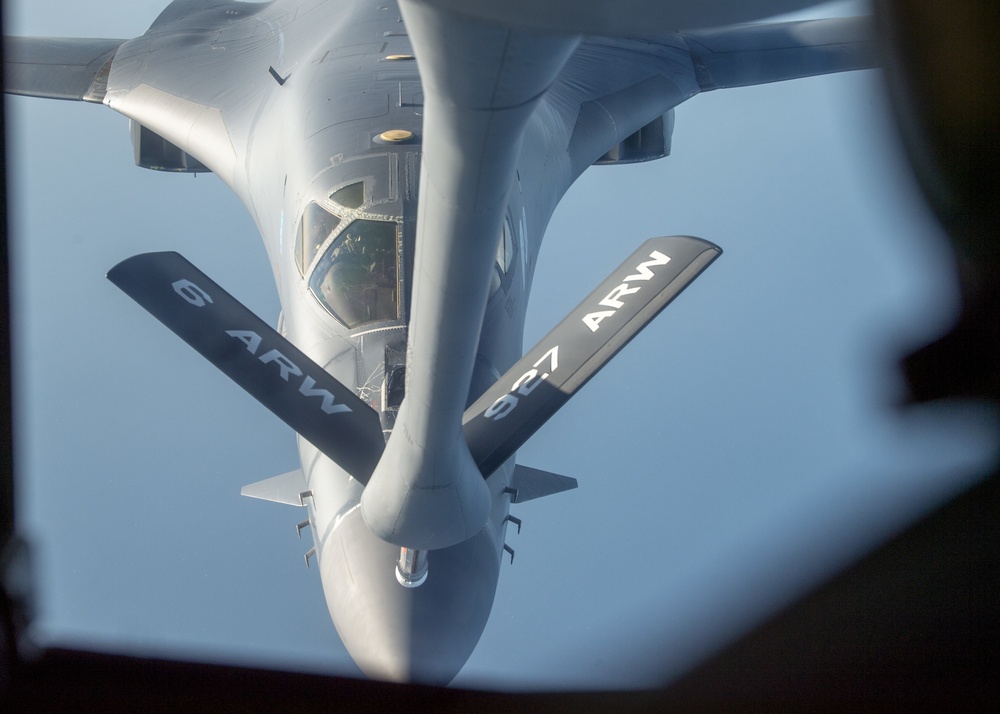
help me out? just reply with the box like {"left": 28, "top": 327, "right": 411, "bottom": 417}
{"left": 680, "top": 16, "right": 878, "bottom": 92}
{"left": 2, "top": 37, "right": 125, "bottom": 102}
{"left": 528, "top": 15, "right": 878, "bottom": 202}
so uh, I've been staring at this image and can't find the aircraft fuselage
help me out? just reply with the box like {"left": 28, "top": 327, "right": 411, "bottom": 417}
{"left": 105, "top": 0, "right": 546, "bottom": 682}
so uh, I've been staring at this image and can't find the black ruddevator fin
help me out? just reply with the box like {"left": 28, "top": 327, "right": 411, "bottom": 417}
{"left": 463, "top": 235, "right": 720, "bottom": 478}
{"left": 108, "top": 251, "right": 385, "bottom": 481}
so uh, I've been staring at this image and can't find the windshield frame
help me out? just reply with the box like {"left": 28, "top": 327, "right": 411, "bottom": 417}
{"left": 293, "top": 179, "right": 407, "bottom": 332}
{"left": 307, "top": 217, "right": 402, "bottom": 330}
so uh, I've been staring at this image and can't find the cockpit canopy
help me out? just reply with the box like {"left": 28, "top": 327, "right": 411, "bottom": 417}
{"left": 296, "top": 201, "right": 342, "bottom": 274}
{"left": 294, "top": 179, "right": 515, "bottom": 331}
{"left": 295, "top": 183, "right": 401, "bottom": 330}
{"left": 309, "top": 217, "right": 398, "bottom": 328}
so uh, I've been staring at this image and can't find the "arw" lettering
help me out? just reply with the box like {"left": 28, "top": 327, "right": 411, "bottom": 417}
{"left": 582, "top": 251, "right": 670, "bottom": 333}
{"left": 225, "top": 330, "right": 352, "bottom": 415}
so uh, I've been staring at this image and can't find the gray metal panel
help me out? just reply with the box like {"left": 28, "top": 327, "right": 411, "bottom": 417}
{"left": 304, "top": 92, "right": 389, "bottom": 136}
{"left": 681, "top": 16, "right": 878, "bottom": 91}
{"left": 2, "top": 37, "right": 125, "bottom": 101}
{"left": 147, "top": 0, "right": 272, "bottom": 32}
{"left": 398, "top": 0, "right": 828, "bottom": 35}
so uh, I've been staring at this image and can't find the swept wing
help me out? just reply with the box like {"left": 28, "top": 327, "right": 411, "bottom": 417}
{"left": 3, "top": 36, "right": 124, "bottom": 101}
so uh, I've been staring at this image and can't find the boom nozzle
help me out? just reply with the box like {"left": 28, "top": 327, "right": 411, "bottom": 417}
{"left": 396, "top": 547, "right": 429, "bottom": 588}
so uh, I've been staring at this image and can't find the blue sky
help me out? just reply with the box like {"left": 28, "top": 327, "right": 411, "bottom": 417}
{"left": 5, "top": 0, "right": 997, "bottom": 690}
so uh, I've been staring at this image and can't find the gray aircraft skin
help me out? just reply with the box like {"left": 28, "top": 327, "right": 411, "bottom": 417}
{"left": 4, "top": 0, "right": 877, "bottom": 685}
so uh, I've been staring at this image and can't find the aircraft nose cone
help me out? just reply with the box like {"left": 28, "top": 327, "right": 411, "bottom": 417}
{"left": 319, "top": 507, "right": 501, "bottom": 685}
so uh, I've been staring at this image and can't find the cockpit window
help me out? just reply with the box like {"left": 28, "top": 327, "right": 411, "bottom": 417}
{"left": 489, "top": 216, "right": 516, "bottom": 299}
{"left": 500, "top": 217, "right": 514, "bottom": 273}
{"left": 309, "top": 219, "right": 399, "bottom": 328}
{"left": 295, "top": 202, "right": 342, "bottom": 275}
{"left": 330, "top": 182, "right": 365, "bottom": 210}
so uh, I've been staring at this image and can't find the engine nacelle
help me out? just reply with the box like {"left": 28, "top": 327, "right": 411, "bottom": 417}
{"left": 130, "top": 120, "right": 210, "bottom": 173}
{"left": 594, "top": 109, "right": 674, "bottom": 166}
